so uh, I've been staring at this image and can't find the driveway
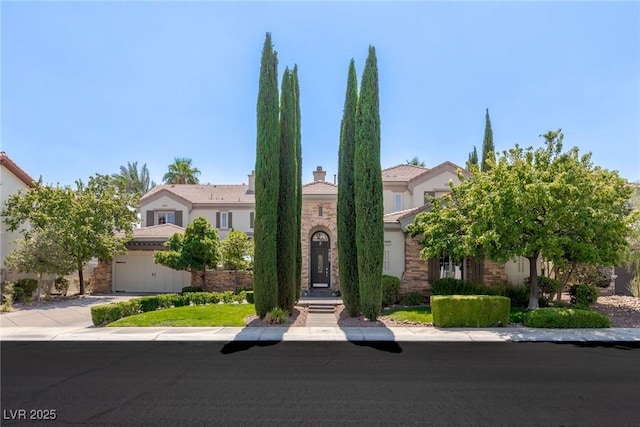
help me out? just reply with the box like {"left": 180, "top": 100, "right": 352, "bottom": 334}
{"left": 0, "top": 294, "right": 145, "bottom": 328}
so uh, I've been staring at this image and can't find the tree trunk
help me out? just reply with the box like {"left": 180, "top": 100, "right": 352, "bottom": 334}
{"left": 527, "top": 255, "right": 539, "bottom": 310}
{"left": 78, "top": 268, "right": 85, "bottom": 296}
{"left": 556, "top": 262, "right": 575, "bottom": 302}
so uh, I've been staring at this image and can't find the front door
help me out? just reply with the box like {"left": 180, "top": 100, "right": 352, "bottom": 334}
{"left": 310, "top": 231, "right": 330, "bottom": 288}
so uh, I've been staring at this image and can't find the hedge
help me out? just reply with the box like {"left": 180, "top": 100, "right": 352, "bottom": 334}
{"left": 382, "top": 275, "right": 400, "bottom": 306}
{"left": 523, "top": 308, "right": 610, "bottom": 328}
{"left": 431, "top": 295, "right": 511, "bottom": 327}
{"left": 91, "top": 300, "right": 141, "bottom": 326}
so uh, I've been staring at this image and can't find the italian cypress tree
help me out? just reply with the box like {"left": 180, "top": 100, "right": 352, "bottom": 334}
{"left": 277, "top": 68, "right": 297, "bottom": 312}
{"left": 292, "top": 65, "right": 303, "bottom": 300}
{"left": 254, "top": 33, "right": 280, "bottom": 317}
{"left": 480, "top": 108, "right": 495, "bottom": 172}
{"left": 337, "top": 59, "right": 360, "bottom": 316}
{"left": 354, "top": 46, "right": 384, "bottom": 320}
{"left": 467, "top": 146, "right": 479, "bottom": 169}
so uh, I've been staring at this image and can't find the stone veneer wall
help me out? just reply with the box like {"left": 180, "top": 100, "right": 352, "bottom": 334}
{"left": 300, "top": 199, "right": 338, "bottom": 291}
{"left": 400, "top": 233, "right": 509, "bottom": 299}
{"left": 91, "top": 259, "right": 112, "bottom": 293}
{"left": 400, "top": 233, "right": 431, "bottom": 298}
{"left": 191, "top": 270, "right": 253, "bottom": 292}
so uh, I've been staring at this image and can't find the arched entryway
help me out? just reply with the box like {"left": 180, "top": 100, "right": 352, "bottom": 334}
{"left": 310, "top": 231, "right": 331, "bottom": 288}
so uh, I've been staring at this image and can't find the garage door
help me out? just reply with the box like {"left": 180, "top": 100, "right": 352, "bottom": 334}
{"left": 113, "top": 252, "right": 191, "bottom": 293}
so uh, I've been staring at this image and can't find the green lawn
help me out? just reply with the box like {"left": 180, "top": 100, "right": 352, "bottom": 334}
{"left": 108, "top": 304, "right": 256, "bottom": 327}
{"left": 382, "top": 306, "right": 527, "bottom": 325}
{"left": 382, "top": 306, "right": 433, "bottom": 323}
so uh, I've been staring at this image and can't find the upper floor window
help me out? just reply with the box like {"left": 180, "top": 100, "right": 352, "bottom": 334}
{"left": 394, "top": 193, "right": 403, "bottom": 211}
{"left": 216, "top": 211, "right": 232, "bottom": 229}
{"left": 157, "top": 211, "right": 176, "bottom": 225}
{"left": 318, "top": 206, "right": 323, "bottom": 217}
{"left": 250, "top": 212, "right": 255, "bottom": 229}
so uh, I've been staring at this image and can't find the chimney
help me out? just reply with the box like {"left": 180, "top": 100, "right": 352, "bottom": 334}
{"left": 313, "top": 166, "right": 326, "bottom": 182}
{"left": 333, "top": 174, "right": 337, "bottom": 185}
{"left": 247, "top": 170, "right": 255, "bottom": 194}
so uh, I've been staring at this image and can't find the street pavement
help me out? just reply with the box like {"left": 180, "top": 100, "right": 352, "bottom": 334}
{"left": 1, "top": 294, "right": 639, "bottom": 342}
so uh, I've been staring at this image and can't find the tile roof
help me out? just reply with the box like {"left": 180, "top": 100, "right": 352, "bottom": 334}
{"left": 383, "top": 204, "right": 431, "bottom": 223}
{"left": 302, "top": 181, "right": 338, "bottom": 195}
{"left": 140, "top": 184, "right": 254, "bottom": 205}
{"left": 117, "top": 224, "right": 185, "bottom": 240}
{"left": 381, "top": 164, "right": 430, "bottom": 183}
{"left": 0, "top": 151, "right": 37, "bottom": 188}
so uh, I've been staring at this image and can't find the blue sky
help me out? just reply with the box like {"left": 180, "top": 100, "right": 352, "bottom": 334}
{"left": 2, "top": 1, "right": 639, "bottom": 188}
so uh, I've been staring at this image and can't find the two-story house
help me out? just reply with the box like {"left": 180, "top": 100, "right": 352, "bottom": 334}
{"left": 97, "top": 162, "right": 535, "bottom": 295}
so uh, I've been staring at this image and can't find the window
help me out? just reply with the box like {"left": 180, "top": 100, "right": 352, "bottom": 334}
{"left": 157, "top": 211, "right": 175, "bottom": 225}
{"left": 439, "top": 256, "right": 464, "bottom": 280}
{"left": 383, "top": 241, "right": 391, "bottom": 271}
{"left": 424, "top": 191, "right": 436, "bottom": 203}
{"left": 517, "top": 257, "right": 526, "bottom": 274}
{"left": 394, "top": 193, "right": 403, "bottom": 212}
{"left": 250, "top": 212, "right": 254, "bottom": 229}
{"left": 318, "top": 206, "right": 323, "bottom": 217}
{"left": 216, "top": 212, "right": 233, "bottom": 229}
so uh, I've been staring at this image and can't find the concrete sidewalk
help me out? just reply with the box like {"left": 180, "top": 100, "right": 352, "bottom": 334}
{"left": 2, "top": 295, "right": 639, "bottom": 342}
{"left": 2, "top": 325, "right": 639, "bottom": 342}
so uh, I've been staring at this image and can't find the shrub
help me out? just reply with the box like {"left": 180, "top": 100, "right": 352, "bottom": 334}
{"left": 1, "top": 281, "right": 14, "bottom": 311}
{"left": 569, "top": 284, "right": 599, "bottom": 308}
{"left": 245, "top": 291, "right": 255, "bottom": 304}
{"left": 264, "top": 307, "right": 289, "bottom": 324}
{"left": 14, "top": 278, "right": 38, "bottom": 301}
{"left": 221, "top": 291, "right": 235, "bottom": 303}
{"left": 91, "top": 304, "right": 124, "bottom": 326}
{"left": 182, "top": 286, "right": 203, "bottom": 294}
{"left": 54, "top": 276, "right": 70, "bottom": 296}
{"left": 233, "top": 290, "right": 247, "bottom": 303}
{"left": 431, "top": 295, "right": 510, "bottom": 327}
{"left": 576, "top": 265, "right": 612, "bottom": 288}
{"left": 502, "top": 285, "right": 530, "bottom": 308}
{"left": 382, "top": 275, "right": 400, "bottom": 306}
{"left": 523, "top": 308, "right": 610, "bottom": 328}
{"left": 119, "top": 300, "right": 141, "bottom": 317}
{"left": 551, "top": 300, "right": 571, "bottom": 309}
{"left": 626, "top": 276, "right": 639, "bottom": 298}
{"left": 138, "top": 296, "right": 160, "bottom": 312}
{"left": 157, "top": 294, "right": 181, "bottom": 309}
{"left": 432, "top": 278, "right": 481, "bottom": 295}
{"left": 400, "top": 291, "right": 423, "bottom": 306}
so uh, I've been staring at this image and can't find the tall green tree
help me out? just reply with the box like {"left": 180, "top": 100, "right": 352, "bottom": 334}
{"left": 2, "top": 175, "right": 137, "bottom": 294}
{"left": 467, "top": 146, "right": 479, "bottom": 169}
{"left": 112, "top": 161, "right": 156, "bottom": 197}
{"left": 337, "top": 59, "right": 360, "bottom": 316}
{"left": 277, "top": 68, "right": 297, "bottom": 312}
{"left": 292, "top": 65, "right": 303, "bottom": 300}
{"left": 408, "top": 130, "right": 636, "bottom": 310}
{"left": 5, "top": 227, "right": 76, "bottom": 299}
{"left": 154, "top": 217, "right": 221, "bottom": 287}
{"left": 221, "top": 230, "right": 254, "bottom": 292}
{"left": 162, "top": 157, "right": 201, "bottom": 184}
{"left": 354, "top": 46, "right": 384, "bottom": 320}
{"left": 480, "top": 109, "right": 495, "bottom": 171}
{"left": 253, "top": 32, "right": 280, "bottom": 317}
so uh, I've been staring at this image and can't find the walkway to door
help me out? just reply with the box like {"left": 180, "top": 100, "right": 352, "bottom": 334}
{"left": 298, "top": 293, "right": 342, "bottom": 327}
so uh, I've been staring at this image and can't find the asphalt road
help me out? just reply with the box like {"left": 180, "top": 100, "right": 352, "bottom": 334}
{"left": 2, "top": 341, "right": 639, "bottom": 426}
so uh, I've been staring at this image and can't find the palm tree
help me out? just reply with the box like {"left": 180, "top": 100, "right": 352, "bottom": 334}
{"left": 112, "top": 161, "right": 156, "bottom": 197}
{"left": 163, "top": 157, "right": 201, "bottom": 184}
{"left": 406, "top": 156, "right": 425, "bottom": 167}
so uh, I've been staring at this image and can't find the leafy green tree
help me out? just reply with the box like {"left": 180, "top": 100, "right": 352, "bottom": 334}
{"left": 354, "top": 46, "right": 384, "bottom": 320}
{"left": 406, "top": 156, "right": 425, "bottom": 167}
{"left": 162, "top": 157, "right": 201, "bottom": 184}
{"left": 154, "top": 217, "right": 221, "bottom": 287}
{"left": 254, "top": 32, "right": 280, "bottom": 317}
{"left": 408, "top": 130, "right": 636, "bottom": 309}
{"left": 467, "top": 146, "right": 478, "bottom": 168}
{"left": 338, "top": 59, "right": 360, "bottom": 316}
{"left": 221, "top": 230, "right": 253, "bottom": 293}
{"left": 5, "top": 228, "right": 76, "bottom": 299}
{"left": 2, "top": 175, "right": 137, "bottom": 294}
{"left": 277, "top": 68, "right": 297, "bottom": 312}
{"left": 112, "top": 161, "right": 156, "bottom": 197}
{"left": 293, "top": 65, "right": 303, "bottom": 300}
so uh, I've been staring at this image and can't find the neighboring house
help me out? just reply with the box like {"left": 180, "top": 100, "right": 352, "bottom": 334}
{"left": 0, "top": 152, "right": 37, "bottom": 282}
{"left": 96, "top": 162, "right": 537, "bottom": 295}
